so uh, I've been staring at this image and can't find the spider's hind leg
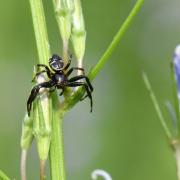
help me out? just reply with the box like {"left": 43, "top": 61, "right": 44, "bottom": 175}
{"left": 68, "top": 75, "right": 93, "bottom": 101}
{"left": 67, "top": 82, "right": 93, "bottom": 112}
{"left": 68, "top": 75, "right": 93, "bottom": 92}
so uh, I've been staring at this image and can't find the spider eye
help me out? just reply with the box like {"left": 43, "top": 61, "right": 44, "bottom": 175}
{"left": 50, "top": 61, "right": 64, "bottom": 70}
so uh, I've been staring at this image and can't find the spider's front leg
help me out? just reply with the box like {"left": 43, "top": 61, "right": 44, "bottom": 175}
{"left": 27, "top": 80, "right": 55, "bottom": 116}
{"left": 32, "top": 70, "right": 47, "bottom": 82}
{"left": 64, "top": 53, "right": 73, "bottom": 70}
{"left": 67, "top": 81, "right": 93, "bottom": 112}
{"left": 34, "top": 64, "right": 53, "bottom": 79}
{"left": 66, "top": 67, "right": 85, "bottom": 76}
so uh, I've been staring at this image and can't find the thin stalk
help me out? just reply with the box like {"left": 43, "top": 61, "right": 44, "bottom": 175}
{"left": 50, "top": 94, "right": 66, "bottom": 180}
{"left": 89, "top": 0, "right": 144, "bottom": 80}
{"left": 171, "top": 140, "right": 180, "bottom": 180}
{"left": 165, "top": 101, "right": 178, "bottom": 136}
{"left": 50, "top": 114, "right": 65, "bottom": 180}
{"left": 20, "top": 114, "right": 33, "bottom": 180}
{"left": 175, "top": 148, "right": 180, "bottom": 180}
{"left": 20, "top": 150, "right": 28, "bottom": 180}
{"left": 142, "top": 72, "right": 173, "bottom": 139}
{"left": 40, "top": 160, "right": 46, "bottom": 180}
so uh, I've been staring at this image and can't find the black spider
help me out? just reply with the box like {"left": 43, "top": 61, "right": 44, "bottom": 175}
{"left": 27, "top": 54, "right": 93, "bottom": 116}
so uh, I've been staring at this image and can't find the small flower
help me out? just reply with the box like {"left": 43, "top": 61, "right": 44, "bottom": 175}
{"left": 173, "top": 45, "right": 180, "bottom": 99}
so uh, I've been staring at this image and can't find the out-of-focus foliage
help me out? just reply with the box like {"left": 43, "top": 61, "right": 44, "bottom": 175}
{"left": 0, "top": 0, "right": 180, "bottom": 179}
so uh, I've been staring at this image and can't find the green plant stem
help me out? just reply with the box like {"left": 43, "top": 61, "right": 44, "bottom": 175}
{"left": 27, "top": 0, "right": 52, "bottom": 178}
{"left": 50, "top": 113, "right": 66, "bottom": 180}
{"left": 89, "top": 0, "right": 144, "bottom": 80}
{"left": 30, "top": 0, "right": 67, "bottom": 179}
{"left": 142, "top": 72, "right": 173, "bottom": 139}
{"left": 29, "top": 0, "right": 61, "bottom": 180}
{"left": 29, "top": 0, "right": 51, "bottom": 64}
{"left": 0, "top": 170, "right": 10, "bottom": 180}
{"left": 50, "top": 94, "right": 66, "bottom": 180}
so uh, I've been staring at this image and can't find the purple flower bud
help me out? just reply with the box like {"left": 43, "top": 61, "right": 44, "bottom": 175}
{"left": 173, "top": 45, "right": 180, "bottom": 98}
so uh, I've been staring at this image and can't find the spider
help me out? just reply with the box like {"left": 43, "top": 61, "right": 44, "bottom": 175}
{"left": 27, "top": 54, "right": 93, "bottom": 116}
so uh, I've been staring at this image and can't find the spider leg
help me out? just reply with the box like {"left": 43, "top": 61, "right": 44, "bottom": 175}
{"left": 59, "top": 88, "right": 65, "bottom": 96}
{"left": 66, "top": 67, "right": 85, "bottom": 77}
{"left": 64, "top": 53, "right": 72, "bottom": 70}
{"left": 37, "top": 64, "right": 52, "bottom": 78}
{"left": 27, "top": 80, "right": 55, "bottom": 116}
{"left": 69, "top": 75, "right": 93, "bottom": 101}
{"left": 32, "top": 70, "right": 48, "bottom": 82}
{"left": 67, "top": 82, "right": 93, "bottom": 112}
{"left": 49, "top": 87, "right": 56, "bottom": 92}
{"left": 80, "top": 94, "right": 88, "bottom": 101}
{"left": 64, "top": 59, "right": 71, "bottom": 71}
{"left": 69, "top": 75, "right": 93, "bottom": 92}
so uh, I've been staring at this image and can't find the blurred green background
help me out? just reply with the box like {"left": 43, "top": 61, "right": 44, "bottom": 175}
{"left": 0, "top": 0, "right": 180, "bottom": 179}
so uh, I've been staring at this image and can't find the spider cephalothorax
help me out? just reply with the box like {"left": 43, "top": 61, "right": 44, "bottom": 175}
{"left": 27, "top": 54, "right": 93, "bottom": 116}
{"left": 49, "top": 54, "right": 64, "bottom": 71}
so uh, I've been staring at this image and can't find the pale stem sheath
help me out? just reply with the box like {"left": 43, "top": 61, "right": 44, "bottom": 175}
{"left": 20, "top": 150, "right": 27, "bottom": 180}
{"left": 40, "top": 160, "right": 46, "bottom": 180}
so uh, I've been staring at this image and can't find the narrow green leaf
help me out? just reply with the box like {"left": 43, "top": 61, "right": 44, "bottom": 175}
{"left": 0, "top": 170, "right": 10, "bottom": 180}
{"left": 142, "top": 72, "right": 173, "bottom": 139}
{"left": 165, "top": 101, "right": 178, "bottom": 136}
